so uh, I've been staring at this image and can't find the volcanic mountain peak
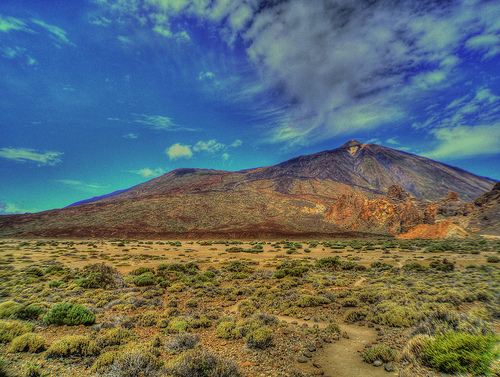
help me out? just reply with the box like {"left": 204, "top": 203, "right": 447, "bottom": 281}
{"left": 0, "top": 141, "right": 497, "bottom": 239}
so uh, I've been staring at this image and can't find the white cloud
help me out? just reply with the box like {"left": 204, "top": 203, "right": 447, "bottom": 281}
{"left": 198, "top": 71, "right": 215, "bottom": 81}
{"left": 193, "top": 139, "right": 225, "bottom": 153}
{"left": 221, "top": 153, "right": 230, "bottom": 161}
{"left": 230, "top": 139, "right": 242, "bottom": 148}
{"left": 423, "top": 124, "right": 500, "bottom": 160}
{"left": 133, "top": 114, "right": 197, "bottom": 131}
{"left": 129, "top": 167, "right": 165, "bottom": 177}
{"left": 0, "top": 201, "right": 37, "bottom": 215}
{"left": 117, "top": 35, "right": 132, "bottom": 43}
{"left": 166, "top": 143, "right": 193, "bottom": 160}
{"left": 123, "top": 133, "right": 138, "bottom": 139}
{"left": 0, "top": 148, "right": 63, "bottom": 166}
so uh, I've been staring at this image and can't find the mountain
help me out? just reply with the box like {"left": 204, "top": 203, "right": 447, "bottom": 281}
{"left": 0, "top": 141, "right": 497, "bottom": 239}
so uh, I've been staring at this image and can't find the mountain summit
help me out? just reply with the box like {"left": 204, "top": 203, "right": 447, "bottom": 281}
{"left": 0, "top": 141, "right": 497, "bottom": 238}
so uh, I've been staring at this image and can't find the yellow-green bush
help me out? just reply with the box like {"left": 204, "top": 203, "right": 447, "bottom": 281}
{"left": 0, "top": 320, "right": 33, "bottom": 343}
{"left": 46, "top": 335, "right": 99, "bottom": 358}
{"left": 9, "top": 332, "right": 46, "bottom": 353}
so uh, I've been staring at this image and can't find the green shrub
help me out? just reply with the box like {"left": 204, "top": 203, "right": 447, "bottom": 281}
{"left": 14, "top": 304, "right": 44, "bottom": 320}
{"left": 76, "top": 263, "right": 119, "bottom": 289}
{"left": 43, "top": 303, "right": 95, "bottom": 326}
{"left": 216, "top": 321, "right": 238, "bottom": 339}
{"left": 165, "top": 348, "right": 240, "bottom": 377}
{"left": 362, "top": 345, "right": 398, "bottom": 363}
{"left": 403, "top": 263, "right": 428, "bottom": 272}
{"left": 91, "top": 350, "right": 120, "bottom": 374}
{"left": 0, "top": 320, "right": 33, "bottom": 343}
{"left": 429, "top": 259, "right": 454, "bottom": 271}
{"left": 95, "top": 328, "right": 133, "bottom": 348}
{"left": 297, "top": 295, "right": 330, "bottom": 308}
{"left": 9, "top": 333, "right": 46, "bottom": 353}
{"left": 370, "top": 262, "right": 393, "bottom": 270}
{"left": 343, "top": 308, "right": 368, "bottom": 323}
{"left": 369, "top": 302, "right": 422, "bottom": 327}
{"left": 137, "top": 311, "right": 160, "bottom": 327}
{"left": 315, "top": 257, "right": 341, "bottom": 271}
{"left": 130, "top": 267, "right": 155, "bottom": 276}
{"left": 422, "top": 332, "right": 499, "bottom": 375}
{"left": 25, "top": 267, "right": 44, "bottom": 277}
{"left": 245, "top": 326, "right": 274, "bottom": 349}
{"left": 167, "top": 318, "right": 190, "bottom": 333}
{"left": 486, "top": 256, "right": 500, "bottom": 263}
{"left": 133, "top": 272, "right": 156, "bottom": 286}
{"left": 237, "top": 300, "right": 257, "bottom": 317}
{"left": 325, "top": 323, "right": 341, "bottom": 334}
{"left": 341, "top": 298, "right": 359, "bottom": 307}
{"left": 231, "top": 273, "right": 248, "bottom": 280}
{"left": 48, "top": 280, "right": 62, "bottom": 288}
{"left": 46, "top": 335, "right": 99, "bottom": 357}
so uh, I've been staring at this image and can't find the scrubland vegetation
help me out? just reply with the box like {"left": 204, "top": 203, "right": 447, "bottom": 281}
{"left": 0, "top": 237, "right": 498, "bottom": 376}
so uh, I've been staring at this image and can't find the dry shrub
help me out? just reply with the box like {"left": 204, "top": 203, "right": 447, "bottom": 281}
{"left": 400, "top": 334, "right": 431, "bottom": 364}
{"left": 46, "top": 335, "right": 99, "bottom": 358}
{"left": 165, "top": 348, "right": 240, "bottom": 377}
{"left": 8, "top": 333, "right": 46, "bottom": 353}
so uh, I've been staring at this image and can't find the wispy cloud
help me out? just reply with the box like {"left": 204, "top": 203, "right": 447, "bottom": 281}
{"left": 0, "top": 147, "right": 63, "bottom": 166}
{"left": 123, "top": 133, "right": 138, "bottom": 139}
{"left": 423, "top": 124, "right": 500, "bottom": 160}
{"left": 0, "top": 15, "right": 33, "bottom": 33}
{"left": 166, "top": 143, "right": 193, "bottom": 160}
{"left": 96, "top": 0, "right": 500, "bottom": 148}
{"left": 56, "top": 180, "right": 109, "bottom": 193}
{"left": 32, "top": 19, "right": 73, "bottom": 45}
{"left": 129, "top": 167, "right": 166, "bottom": 177}
{"left": 88, "top": 15, "right": 111, "bottom": 27}
{"left": 416, "top": 87, "right": 500, "bottom": 159}
{"left": 133, "top": 114, "right": 197, "bottom": 131}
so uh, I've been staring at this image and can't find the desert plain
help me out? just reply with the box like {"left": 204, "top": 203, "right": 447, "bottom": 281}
{"left": 0, "top": 236, "right": 499, "bottom": 377}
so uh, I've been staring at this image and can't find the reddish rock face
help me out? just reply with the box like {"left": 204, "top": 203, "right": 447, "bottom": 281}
{"left": 396, "top": 220, "right": 468, "bottom": 239}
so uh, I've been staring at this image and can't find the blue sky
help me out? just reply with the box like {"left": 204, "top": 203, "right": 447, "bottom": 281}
{"left": 1, "top": 0, "right": 499, "bottom": 214}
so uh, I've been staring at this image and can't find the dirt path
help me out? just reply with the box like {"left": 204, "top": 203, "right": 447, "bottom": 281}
{"left": 229, "top": 302, "right": 398, "bottom": 377}
{"left": 313, "top": 323, "right": 398, "bottom": 377}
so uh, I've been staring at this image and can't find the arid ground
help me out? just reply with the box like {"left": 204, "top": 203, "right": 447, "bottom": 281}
{"left": 0, "top": 237, "right": 499, "bottom": 377}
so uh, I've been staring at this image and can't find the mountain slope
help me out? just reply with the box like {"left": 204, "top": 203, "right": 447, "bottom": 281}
{"left": 245, "top": 140, "right": 495, "bottom": 201}
{"left": 0, "top": 141, "right": 497, "bottom": 239}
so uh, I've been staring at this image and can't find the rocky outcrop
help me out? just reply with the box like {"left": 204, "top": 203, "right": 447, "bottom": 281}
{"left": 325, "top": 186, "right": 426, "bottom": 235}
{"left": 396, "top": 220, "right": 468, "bottom": 239}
